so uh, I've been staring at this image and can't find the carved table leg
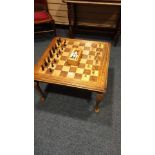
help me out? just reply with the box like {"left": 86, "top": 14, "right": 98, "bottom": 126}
{"left": 34, "top": 81, "right": 46, "bottom": 102}
{"left": 94, "top": 93, "right": 104, "bottom": 113}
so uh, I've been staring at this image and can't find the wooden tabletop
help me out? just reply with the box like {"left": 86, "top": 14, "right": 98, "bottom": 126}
{"left": 34, "top": 37, "right": 111, "bottom": 93}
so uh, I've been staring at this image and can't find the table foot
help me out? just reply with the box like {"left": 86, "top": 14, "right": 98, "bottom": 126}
{"left": 94, "top": 93, "right": 104, "bottom": 113}
{"left": 95, "top": 107, "right": 100, "bottom": 113}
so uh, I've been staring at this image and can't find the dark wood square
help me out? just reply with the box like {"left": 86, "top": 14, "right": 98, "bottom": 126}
{"left": 90, "top": 76, "right": 97, "bottom": 82}
{"left": 79, "top": 63, "right": 85, "bottom": 68}
{"left": 60, "top": 71, "right": 68, "bottom": 77}
{"left": 75, "top": 73, "right": 82, "bottom": 79}
{"left": 84, "top": 69, "right": 91, "bottom": 75}
{"left": 55, "top": 65, "right": 63, "bottom": 70}
{"left": 69, "top": 66, "right": 77, "bottom": 72}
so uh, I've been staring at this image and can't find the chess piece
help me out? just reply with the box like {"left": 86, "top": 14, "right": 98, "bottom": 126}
{"left": 58, "top": 50, "right": 61, "bottom": 54}
{"left": 59, "top": 37, "right": 61, "bottom": 43}
{"left": 64, "top": 40, "right": 66, "bottom": 46}
{"left": 48, "top": 57, "right": 50, "bottom": 63}
{"left": 41, "top": 65, "right": 44, "bottom": 71}
{"left": 52, "top": 47, "right": 55, "bottom": 53}
{"left": 57, "top": 38, "right": 61, "bottom": 45}
{"left": 51, "top": 63, "right": 54, "bottom": 68}
{"left": 44, "top": 60, "right": 48, "bottom": 66}
{"left": 55, "top": 44, "right": 57, "bottom": 49}
{"left": 49, "top": 50, "right": 53, "bottom": 58}
{"left": 57, "top": 53, "right": 59, "bottom": 58}
{"left": 49, "top": 68, "right": 52, "bottom": 72}
{"left": 53, "top": 58, "right": 56, "bottom": 63}
{"left": 57, "top": 39, "right": 59, "bottom": 45}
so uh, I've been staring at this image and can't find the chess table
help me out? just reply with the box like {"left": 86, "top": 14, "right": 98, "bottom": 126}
{"left": 34, "top": 37, "right": 111, "bottom": 112}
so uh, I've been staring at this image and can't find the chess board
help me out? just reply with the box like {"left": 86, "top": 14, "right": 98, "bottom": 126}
{"left": 34, "top": 37, "right": 111, "bottom": 92}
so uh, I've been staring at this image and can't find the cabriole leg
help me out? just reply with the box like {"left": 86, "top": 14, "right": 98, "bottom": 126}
{"left": 95, "top": 93, "right": 104, "bottom": 113}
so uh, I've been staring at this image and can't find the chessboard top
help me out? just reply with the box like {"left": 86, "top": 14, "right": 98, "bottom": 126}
{"left": 34, "top": 37, "right": 111, "bottom": 93}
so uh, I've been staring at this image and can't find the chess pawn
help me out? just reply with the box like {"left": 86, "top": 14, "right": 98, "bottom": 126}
{"left": 48, "top": 56, "right": 50, "bottom": 63}
{"left": 59, "top": 37, "right": 61, "bottom": 43}
{"left": 44, "top": 60, "right": 48, "bottom": 66}
{"left": 41, "top": 65, "right": 44, "bottom": 71}
{"left": 64, "top": 40, "right": 66, "bottom": 46}
{"left": 53, "top": 58, "right": 56, "bottom": 63}
{"left": 57, "top": 39, "right": 60, "bottom": 45}
{"left": 55, "top": 44, "right": 57, "bottom": 49}
{"left": 49, "top": 50, "right": 53, "bottom": 58}
{"left": 49, "top": 68, "right": 52, "bottom": 73}
{"left": 52, "top": 47, "right": 55, "bottom": 53}
{"left": 51, "top": 63, "right": 54, "bottom": 68}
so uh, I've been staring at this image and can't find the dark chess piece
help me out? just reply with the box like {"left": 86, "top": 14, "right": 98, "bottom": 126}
{"left": 55, "top": 44, "right": 57, "bottom": 49}
{"left": 53, "top": 58, "right": 56, "bottom": 63}
{"left": 52, "top": 47, "right": 55, "bottom": 53}
{"left": 51, "top": 63, "right": 54, "bottom": 68}
{"left": 57, "top": 39, "right": 60, "bottom": 45}
{"left": 49, "top": 68, "right": 52, "bottom": 73}
{"left": 49, "top": 50, "right": 53, "bottom": 58}
{"left": 48, "top": 57, "right": 50, "bottom": 63}
{"left": 59, "top": 38, "right": 61, "bottom": 43}
{"left": 41, "top": 65, "right": 44, "bottom": 71}
{"left": 57, "top": 53, "right": 59, "bottom": 58}
{"left": 44, "top": 60, "right": 48, "bottom": 66}
{"left": 64, "top": 40, "right": 66, "bottom": 46}
{"left": 58, "top": 50, "right": 61, "bottom": 54}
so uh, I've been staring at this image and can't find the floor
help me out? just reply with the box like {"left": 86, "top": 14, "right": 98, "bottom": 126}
{"left": 34, "top": 29, "right": 121, "bottom": 155}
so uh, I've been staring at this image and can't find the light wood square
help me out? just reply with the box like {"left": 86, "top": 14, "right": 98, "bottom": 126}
{"left": 97, "top": 43, "right": 104, "bottom": 48}
{"left": 85, "top": 42, "right": 91, "bottom": 47}
{"left": 91, "top": 70, "right": 99, "bottom": 76}
{"left": 52, "top": 70, "right": 61, "bottom": 76}
{"left": 78, "top": 46, "right": 84, "bottom": 50}
{"left": 66, "top": 45, "right": 72, "bottom": 49}
{"left": 83, "top": 50, "right": 89, "bottom": 55}
{"left": 58, "top": 60, "right": 66, "bottom": 65}
{"left": 62, "top": 52, "right": 70, "bottom": 57}
{"left": 76, "top": 68, "right": 84, "bottom": 74}
{"left": 85, "top": 64, "right": 92, "bottom": 70}
{"left": 67, "top": 72, "right": 75, "bottom": 78}
{"left": 39, "top": 68, "right": 46, "bottom": 74}
{"left": 81, "top": 74, "right": 90, "bottom": 81}
{"left": 88, "top": 55, "right": 95, "bottom": 60}
{"left": 80, "top": 59, "right": 87, "bottom": 64}
{"left": 62, "top": 66, "right": 70, "bottom": 72}
{"left": 74, "top": 42, "right": 80, "bottom": 46}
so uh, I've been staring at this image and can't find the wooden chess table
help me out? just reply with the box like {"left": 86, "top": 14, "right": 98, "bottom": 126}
{"left": 34, "top": 37, "right": 111, "bottom": 112}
